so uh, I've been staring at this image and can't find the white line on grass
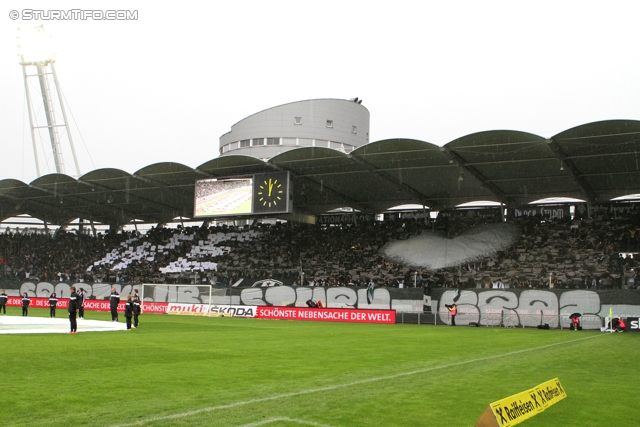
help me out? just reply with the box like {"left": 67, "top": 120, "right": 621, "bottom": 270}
{"left": 235, "top": 416, "right": 340, "bottom": 427}
{"left": 111, "top": 333, "right": 605, "bottom": 427}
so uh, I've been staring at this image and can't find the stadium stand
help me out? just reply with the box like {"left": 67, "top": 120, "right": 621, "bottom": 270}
{"left": 0, "top": 211, "right": 637, "bottom": 293}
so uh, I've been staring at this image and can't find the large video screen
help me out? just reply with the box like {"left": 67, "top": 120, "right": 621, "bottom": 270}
{"left": 193, "top": 172, "right": 291, "bottom": 218}
{"left": 194, "top": 178, "right": 253, "bottom": 218}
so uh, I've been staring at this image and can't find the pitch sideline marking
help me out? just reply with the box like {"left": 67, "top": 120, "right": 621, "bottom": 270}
{"left": 111, "top": 334, "right": 605, "bottom": 427}
{"left": 235, "top": 416, "right": 340, "bottom": 427}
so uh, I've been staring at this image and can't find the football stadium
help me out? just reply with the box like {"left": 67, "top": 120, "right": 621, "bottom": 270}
{"left": 2, "top": 10, "right": 640, "bottom": 427}
{"left": 1, "top": 96, "right": 639, "bottom": 427}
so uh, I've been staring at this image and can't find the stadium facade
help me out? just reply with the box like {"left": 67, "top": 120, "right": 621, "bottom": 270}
{"left": 219, "top": 98, "right": 370, "bottom": 159}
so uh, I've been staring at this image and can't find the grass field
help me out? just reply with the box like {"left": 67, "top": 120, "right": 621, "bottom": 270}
{"left": 1, "top": 307, "right": 637, "bottom": 427}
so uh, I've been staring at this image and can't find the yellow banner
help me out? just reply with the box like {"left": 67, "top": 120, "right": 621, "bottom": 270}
{"left": 533, "top": 378, "right": 567, "bottom": 410}
{"left": 485, "top": 378, "right": 566, "bottom": 427}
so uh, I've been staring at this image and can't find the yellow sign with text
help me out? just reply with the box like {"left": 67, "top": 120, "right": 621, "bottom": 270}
{"left": 475, "top": 378, "right": 567, "bottom": 427}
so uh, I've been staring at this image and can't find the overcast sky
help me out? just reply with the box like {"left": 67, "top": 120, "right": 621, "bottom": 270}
{"left": 2, "top": 1, "right": 639, "bottom": 183}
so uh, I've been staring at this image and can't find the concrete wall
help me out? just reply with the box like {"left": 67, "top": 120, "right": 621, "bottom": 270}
{"left": 219, "top": 98, "right": 370, "bottom": 159}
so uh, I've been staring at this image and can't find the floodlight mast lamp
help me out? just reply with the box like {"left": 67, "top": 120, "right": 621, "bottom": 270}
{"left": 18, "top": 25, "right": 80, "bottom": 177}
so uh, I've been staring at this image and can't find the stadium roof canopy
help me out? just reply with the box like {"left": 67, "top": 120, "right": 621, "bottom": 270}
{"left": 2, "top": 119, "right": 640, "bottom": 226}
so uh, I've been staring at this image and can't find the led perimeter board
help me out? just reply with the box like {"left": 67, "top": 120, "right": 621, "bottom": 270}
{"left": 193, "top": 171, "right": 291, "bottom": 218}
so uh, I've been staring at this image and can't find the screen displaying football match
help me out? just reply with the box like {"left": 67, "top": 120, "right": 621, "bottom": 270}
{"left": 194, "top": 172, "right": 291, "bottom": 218}
{"left": 193, "top": 178, "right": 253, "bottom": 218}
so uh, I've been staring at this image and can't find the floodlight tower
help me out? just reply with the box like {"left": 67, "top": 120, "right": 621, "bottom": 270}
{"left": 18, "top": 25, "right": 80, "bottom": 177}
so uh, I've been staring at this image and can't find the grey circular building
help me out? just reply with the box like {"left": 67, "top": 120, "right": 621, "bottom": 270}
{"left": 219, "top": 98, "right": 370, "bottom": 159}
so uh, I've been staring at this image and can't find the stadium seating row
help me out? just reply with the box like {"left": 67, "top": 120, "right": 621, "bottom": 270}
{"left": 0, "top": 211, "right": 638, "bottom": 291}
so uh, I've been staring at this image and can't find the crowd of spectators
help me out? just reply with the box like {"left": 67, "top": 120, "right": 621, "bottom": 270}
{"left": 413, "top": 211, "right": 639, "bottom": 291}
{"left": 0, "top": 207, "right": 638, "bottom": 292}
{"left": 0, "top": 229, "right": 129, "bottom": 284}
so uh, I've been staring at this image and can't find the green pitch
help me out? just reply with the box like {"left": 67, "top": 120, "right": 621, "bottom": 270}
{"left": 1, "top": 307, "right": 637, "bottom": 427}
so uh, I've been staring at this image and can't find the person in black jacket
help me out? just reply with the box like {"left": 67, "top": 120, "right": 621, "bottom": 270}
{"left": 68, "top": 286, "right": 79, "bottom": 334}
{"left": 0, "top": 289, "right": 7, "bottom": 315}
{"left": 132, "top": 295, "right": 141, "bottom": 328}
{"left": 21, "top": 293, "right": 30, "bottom": 316}
{"left": 110, "top": 287, "right": 120, "bottom": 322}
{"left": 49, "top": 292, "right": 58, "bottom": 318}
{"left": 124, "top": 294, "right": 133, "bottom": 330}
{"left": 77, "top": 288, "right": 85, "bottom": 319}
